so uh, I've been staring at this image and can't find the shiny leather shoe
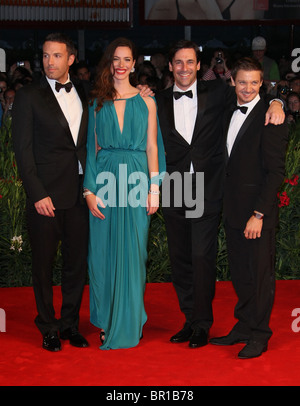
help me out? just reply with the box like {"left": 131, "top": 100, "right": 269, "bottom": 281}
{"left": 189, "top": 327, "right": 208, "bottom": 348}
{"left": 43, "top": 332, "right": 61, "bottom": 352}
{"left": 60, "top": 328, "right": 89, "bottom": 348}
{"left": 238, "top": 341, "right": 268, "bottom": 359}
{"left": 209, "top": 330, "right": 249, "bottom": 346}
{"left": 170, "top": 326, "right": 193, "bottom": 343}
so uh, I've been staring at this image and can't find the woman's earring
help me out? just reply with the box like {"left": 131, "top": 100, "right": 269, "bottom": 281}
{"left": 131, "top": 67, "right": 135, "bottom": 73}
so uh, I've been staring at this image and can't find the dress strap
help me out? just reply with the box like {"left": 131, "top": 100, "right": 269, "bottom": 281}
{"left": 94, "top": 108, "right": 98, "bottom": 157}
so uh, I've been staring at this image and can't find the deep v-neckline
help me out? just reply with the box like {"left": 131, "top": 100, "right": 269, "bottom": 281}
{"left": 113, "top": 93, "right": 139, "bottom": 135}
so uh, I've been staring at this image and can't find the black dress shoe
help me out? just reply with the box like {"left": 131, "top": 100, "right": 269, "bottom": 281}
{"left": 43, "top": 332, "right": 61, "bottom": 352}
{"left": 189, "top": 327, "right": 208, "bottom": 348}
{"left": 170, "top": 326, "right": 193, "bottom": 343}
{"left": 60, "top": 328, "right": 89, "bottom": 348}
{"left": 209, "top": 330, "right": 249, "bottom": 346}
{"left": 238, "top": 341, "right": 268, "bottom": 359}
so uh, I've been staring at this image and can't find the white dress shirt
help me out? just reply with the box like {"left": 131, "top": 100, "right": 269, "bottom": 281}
{"left": 47, "top": 75, "right": 83, "bottom": 173}
{"left": 227, "top": 94, "right": 260, "bottom": 156}
{"left": 173, "top": 80, "right": 198, "bottom": 173}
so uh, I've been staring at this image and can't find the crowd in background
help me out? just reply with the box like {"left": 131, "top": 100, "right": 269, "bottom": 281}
{"left": 1, "top": 35, "right": 300, "bottom": 128}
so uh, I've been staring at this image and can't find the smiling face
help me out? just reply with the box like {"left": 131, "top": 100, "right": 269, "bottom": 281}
{"left": 42, "top": 41, "right": 75, "bottom": 84}
{"left": 231, "top": 69, "right": 263, "bottom": 105}
{"left": 111, "top": 46, "right": 135, "bottom": 82}
{"left": 169, "top": 48, "right": 200, "bottom": 90}
{"left": 288, "top": 94, "right": 300, "bottom": 112}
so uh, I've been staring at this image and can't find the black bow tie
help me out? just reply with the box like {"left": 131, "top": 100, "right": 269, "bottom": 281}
{"left": 173, "top": 90, "right": 193, "bottom": 100}
{"left": 232, "top": 104, "right": 248, "bottom": 114}
{"left": 55, "top": 81, "right": 73, "bottom": 93}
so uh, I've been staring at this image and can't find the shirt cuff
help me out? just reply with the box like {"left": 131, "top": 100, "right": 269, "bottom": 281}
{"left": 270, "top": 98, "right": 284, "bottom": 109}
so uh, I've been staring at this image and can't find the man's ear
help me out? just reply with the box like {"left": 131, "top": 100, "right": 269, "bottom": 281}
{"left": 68, "top": 54, "right": 76, "bottom": 67}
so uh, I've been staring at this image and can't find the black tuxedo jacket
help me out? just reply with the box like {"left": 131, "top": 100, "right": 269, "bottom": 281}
{"left": 156, "top": 79, "right": 235, "bottom": 204}
{"left": 12, "top": 76, "right": 89, "bottom": 209}
{"left": 223, "top": 97, "right": 288, "bottom": 229}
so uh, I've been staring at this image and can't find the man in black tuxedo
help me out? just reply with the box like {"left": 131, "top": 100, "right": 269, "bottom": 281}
{"left": 12, "top": 33, "right": 89, "bottom": 351}
{"left": 210, "top": 57, "right": 288, "bottom": 358}
{"left": 156, "top": 40, "right": 285, "bottom": 349}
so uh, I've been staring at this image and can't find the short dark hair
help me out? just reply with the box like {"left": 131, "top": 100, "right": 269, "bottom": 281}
{"left": 168, "top": 40, "right": 201, "bottom": 64}
{"left": 231, "top": 57, "right": 263, "bottom": 81}
{"left": 287, "top": 91, "right": 300, "bottom": 103}
{"left": 43, "top": 33, "right": 77, "bottom": 57}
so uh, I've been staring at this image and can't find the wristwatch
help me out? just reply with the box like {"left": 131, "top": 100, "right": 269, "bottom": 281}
{"left": 253, "top": 211, "right": 264, "bottom": 220}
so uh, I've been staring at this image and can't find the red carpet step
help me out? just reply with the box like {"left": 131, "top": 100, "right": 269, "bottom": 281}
{"left": 0, "top": 281, "right": 300, "bottom": 387}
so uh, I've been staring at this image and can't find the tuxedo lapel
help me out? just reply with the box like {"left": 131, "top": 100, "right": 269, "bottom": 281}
{"left": 73, "top": 81, "right": 88, "bottom": 146}
{"left": 191, "top": 83, "right": 208, "bottom": 143}
{"left": 224, "top": 109, "right": 234, "bottom": 163}
{"left": 229, "top": 99, "right": 264, "bottom": 158}
{"left": 164, "top": 87, "right": 175, "bottom": 129}
{"left": 164, "top": 88, "right": 190, "bottom": 146}
{"left": 40, "top": 77, "right": 73, "bottom": 141}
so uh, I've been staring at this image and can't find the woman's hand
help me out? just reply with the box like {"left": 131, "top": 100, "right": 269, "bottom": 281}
{"left": 146, "top": 192, "right": 159, "bottom": 215}
{"left": 86, "top": 194, "right": 106, "bottom": 219}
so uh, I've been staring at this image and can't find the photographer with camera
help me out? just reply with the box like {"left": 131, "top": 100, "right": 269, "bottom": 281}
{"left": 8, "top": 60, "right": 33, "bottom": 89}
{"left": 289, "top": 76, "right": 300, "bottom": 96}
{"left": 202, "top": 48, "right": 231, "bottom": 81}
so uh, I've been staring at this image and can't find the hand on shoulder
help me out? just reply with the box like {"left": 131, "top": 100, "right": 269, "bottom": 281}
{"left": 137, "top": 84, "right": 155, "bottom": 98}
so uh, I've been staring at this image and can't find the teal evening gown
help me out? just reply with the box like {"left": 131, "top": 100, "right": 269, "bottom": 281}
{"left": 84, "top": 94, "right": 165, "bottom": 350}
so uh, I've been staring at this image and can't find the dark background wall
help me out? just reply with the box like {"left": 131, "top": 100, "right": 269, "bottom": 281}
{"left": 1, "top": 0, "right": 300, "bottom": 73}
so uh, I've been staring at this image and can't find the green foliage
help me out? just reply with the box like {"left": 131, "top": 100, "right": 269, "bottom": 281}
{"left": 0, "top": 118, "right": 32, "bottom": 286}
{"left": 216, "top": 223, "right": 230, "bottom": 281}
{"left": 275, "top": 121, "right": 300, "bottom": 279}
{"left": 0, "top": 119, "right": 299, "bottom": 286}
{"left": 147, "top": 208, "right": 171, "bottom": 283}
{"left": 0, "top": 118, "right": 62, "bottom": 286}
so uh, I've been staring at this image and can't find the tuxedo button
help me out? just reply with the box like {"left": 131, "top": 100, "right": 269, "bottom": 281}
{"left": 226, "top": 172, "right": 230, "bottom": 177}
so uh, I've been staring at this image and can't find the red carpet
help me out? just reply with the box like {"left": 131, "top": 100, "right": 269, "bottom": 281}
{"left": 0, "top": 281, "right": 300, "bottom": 387}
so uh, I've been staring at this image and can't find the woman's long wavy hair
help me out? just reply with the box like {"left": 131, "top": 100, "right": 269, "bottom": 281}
{"left": 90, "top": 37, "right": 137, "bottom": 111}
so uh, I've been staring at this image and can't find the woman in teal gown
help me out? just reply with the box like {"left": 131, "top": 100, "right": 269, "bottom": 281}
{"left": 83, "top": 38, "right": 165, "bottom": 350}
